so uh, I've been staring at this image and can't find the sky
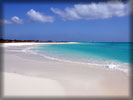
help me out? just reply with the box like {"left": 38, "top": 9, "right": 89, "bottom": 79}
{"left": 2, "top": 1, "right": 130, "bottom": 42}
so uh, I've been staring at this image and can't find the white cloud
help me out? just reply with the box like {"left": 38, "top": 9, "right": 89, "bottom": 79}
{"left": 1, "top": 20, "right": 12, "bottom": 24}
{"left": 11, "top": 16, "right": 23, "bottom": 24}
{"left": 27, "top": 9, "right": 54, "bottom": 23}
{"left": 51, "top": 1, "right": 129, "bottom": 20}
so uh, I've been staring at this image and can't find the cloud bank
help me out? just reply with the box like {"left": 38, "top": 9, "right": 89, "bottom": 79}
{"left": 3, "top": 2, "right": 129, "bottom": 25}
{"left": 11, "top": 16, "right": 23, "bottom": 24}
{"left": 51, "top": 2, "right": 129, "bottom": 20}
{"left": 27, "top": 9, "right": 54, "bottom": 23}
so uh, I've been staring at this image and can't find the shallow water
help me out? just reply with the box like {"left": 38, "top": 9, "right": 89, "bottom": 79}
{"left": 31, "top": 42, "right": 132, "bottom": 72}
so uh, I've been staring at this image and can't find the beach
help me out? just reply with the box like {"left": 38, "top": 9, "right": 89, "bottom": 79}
{"left": 2, "top": 42, "right": 129, "bottom": 97}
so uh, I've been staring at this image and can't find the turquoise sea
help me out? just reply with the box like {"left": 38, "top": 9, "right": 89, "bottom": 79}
{"left": 31, "top": 42, "right": 132, "bottom": 72}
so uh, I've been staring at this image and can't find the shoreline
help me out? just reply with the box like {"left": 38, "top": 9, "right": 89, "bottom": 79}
{"left": 1, "top": 42, "right": 78, "bottom": 47}
{"left": 2, "top": 42, "right": 129, "bottom": 97}
{"left": 25, "top": 43, "right": 129, "bottom": 74}
{"left": 3, "top": 42, "right": 129, "bottom": 73}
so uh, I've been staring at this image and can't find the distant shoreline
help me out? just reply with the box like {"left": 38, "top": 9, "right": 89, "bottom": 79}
{"left": 1, "top": 42, "right": 78, "bottom": 48}
{"left": 0, "top": 39, "right": 131, "bottom": 43}
{"left": 0, "top": 39, "right": 71, "bottom": 43}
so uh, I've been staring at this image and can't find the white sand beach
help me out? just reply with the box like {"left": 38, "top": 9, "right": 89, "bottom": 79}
{"left": 2, "top": 42, "right": 129, "bottom": 97}
{"left": 3, "top": 72, "right": 66, "bottom": 97}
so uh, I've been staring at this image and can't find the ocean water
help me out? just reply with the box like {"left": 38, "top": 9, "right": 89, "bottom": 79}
{"left": 31, "top": 42, "right": 132, "bottom": 72}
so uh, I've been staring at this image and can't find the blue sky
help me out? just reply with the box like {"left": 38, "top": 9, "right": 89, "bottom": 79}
{"left": 3, "top": 2, "right": 130, "bottom": 42}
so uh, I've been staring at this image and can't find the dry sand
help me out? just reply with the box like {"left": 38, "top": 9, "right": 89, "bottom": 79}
{"left": 2, "top": 43, "right": 130, "bottom": 97}
{"left": 3, "top": 72, "right": 66, "bottom": 97}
